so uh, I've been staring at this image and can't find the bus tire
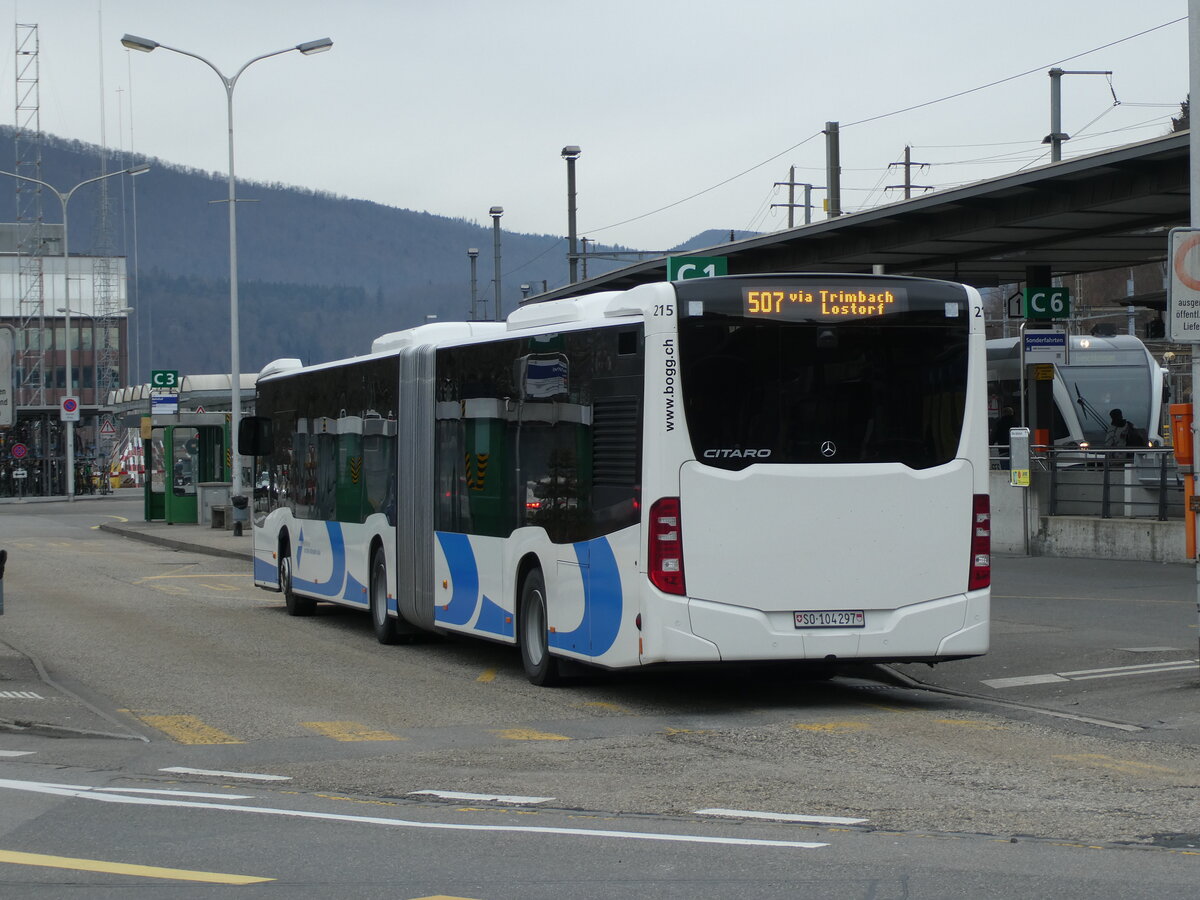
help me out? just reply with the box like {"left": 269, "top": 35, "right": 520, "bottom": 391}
{"left": 279, "top": 544, "right": 316, "bottom": 617}
{"left": 370, "top": 548, "right": 402, "bottom": 645}
{"left": 519, "top": 568, "right": 562, "bottom": 686}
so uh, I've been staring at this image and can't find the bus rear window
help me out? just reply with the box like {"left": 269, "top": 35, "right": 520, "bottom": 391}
{"left": 677, "top": 287, "right": 970, "bottom": 469}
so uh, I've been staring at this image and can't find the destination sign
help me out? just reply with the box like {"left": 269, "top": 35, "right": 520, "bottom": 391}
{"left": 742, "top": 286, "right": 908, "bottom": 320}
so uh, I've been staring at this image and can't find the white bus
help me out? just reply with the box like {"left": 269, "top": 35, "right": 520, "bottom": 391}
{"left": 986, "top": 334, "right": 1167, "bottom": 447}
{"left": 242, "top": 274, "right": 991, "bottom": 684}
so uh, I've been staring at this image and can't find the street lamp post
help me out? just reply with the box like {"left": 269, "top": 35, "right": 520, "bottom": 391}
{"left": 0, "top": 164, "right": 149, "bottom": 501}
{"left": 562, "top": 145, "right": 580, "bottom": 283}
{"left": 120, "top": 33, "right": 332, "bottom": 508}
{"left": 489, "top": 207, "right": 503, "bottom": 322}
{"left": 467, "top": 248, "right": 479, "bottom": 320}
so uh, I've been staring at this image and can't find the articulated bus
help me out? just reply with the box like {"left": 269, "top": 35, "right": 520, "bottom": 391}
{"left": 986, "top": 334, "right": 1168, "bottom": 447}
{"left": 241, "top": 274, "right": 990, "bottom": 684}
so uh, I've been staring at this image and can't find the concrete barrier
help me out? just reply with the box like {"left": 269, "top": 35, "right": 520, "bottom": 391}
{"left": 989, "top": 470, "right": 1187, "bottom": 563}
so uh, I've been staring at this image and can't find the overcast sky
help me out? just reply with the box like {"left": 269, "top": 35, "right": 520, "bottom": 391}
{"left": 3, "top": 1, "right": 1192, "bottom": 259}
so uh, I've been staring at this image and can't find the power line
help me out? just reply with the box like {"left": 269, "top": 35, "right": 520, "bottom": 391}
{"left": 843, "top": 16, "right": 1184, "bottom": 130}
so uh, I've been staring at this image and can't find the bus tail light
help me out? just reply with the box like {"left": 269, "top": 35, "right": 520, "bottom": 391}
{"left": 969, "top": 494, "right": 990, "bottom": 590}
{"left": 648, "top": 497, "right": 685, "bottom": 595}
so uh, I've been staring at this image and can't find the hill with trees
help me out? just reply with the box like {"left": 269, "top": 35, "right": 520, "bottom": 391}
{"left": 2, "top": 128, "right": 688, "bottom": 379}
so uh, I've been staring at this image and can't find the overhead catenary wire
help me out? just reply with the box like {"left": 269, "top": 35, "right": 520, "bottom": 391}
{"left": 504, "top": 17, "right": 1186, "bottom": 272}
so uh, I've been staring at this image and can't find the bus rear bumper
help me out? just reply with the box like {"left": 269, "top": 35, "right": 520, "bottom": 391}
{"left": 683, "top": 591, "right": 989, "bottom": 662}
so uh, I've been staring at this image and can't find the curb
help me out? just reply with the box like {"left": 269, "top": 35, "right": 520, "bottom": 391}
{"left": 98, "top": 522, "right": 252, "bottom": 561}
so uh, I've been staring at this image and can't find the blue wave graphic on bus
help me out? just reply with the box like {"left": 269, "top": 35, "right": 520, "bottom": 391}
{"left": 434, "top": 531, "right": 621, "bottom": 656}
{"left": 293, "top": 522, "right": 349, "bottom": 599}
{"left": 548, "top": 538, "right": 622, "bottom": 657}
{"left": 434, "top": 532, "right": 479, "bottom": 627}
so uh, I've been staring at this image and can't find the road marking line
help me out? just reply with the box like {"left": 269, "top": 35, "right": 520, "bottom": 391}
{"left": 0, "top": 848, "right": 272, "bottom": 884}
{"left": 792, "top": 721, "right": 869, "bottom": 733}
{"left": 159, "top": 767, "right": 291, "bottom": 782}
{"left": 490, "top": 728, "right": 569, "bottom": 741}
{"left": 1053, "top": 753, "right": 1180, "bottom": 776}
{"left": 96, "top": 788, "right": 254, "bottom": 799}
{"left": 1117, "top": 647, "right": 1180, "bottom": 653}
{"left": 409, "top": 790, "right": 555, "bottom": 805}
{"left": 134, "top": 574, "right": 251, "bottom": 582}
{"left": 0, "top": 691, "right": 44, "bottom": 700}
{"left": 0, "top": 778, "right": 828, "bottom": 849}
{"left": 302, "top": 721, "right": 404, "bottom": 742}
{"left": 135, "top": 715, "right": 242, "bottom": 745}
{"left": 0, "top": 750, "right": 35, "bottom": 757}
{"left": 1069, "top": 662, "right": 1197, "bottom": 681}
{"left": 981, "top": 674, "right": 1069, "bottom": 689}
{"left": 1059, "top": 660, "right": 1198, "bottom": 677}
{"left": 696, "top": 808, "right": 868, "bottom": 826}
{"left": 984, "top": 660, "right": 1197, "bottom": 689}
{"left": 581, "top": 701, "right": 630, "bottom": 713}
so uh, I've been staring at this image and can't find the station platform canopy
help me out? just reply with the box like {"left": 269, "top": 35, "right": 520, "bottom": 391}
{"left": 532, "top": 130, "right": 1190, "bottom": 301}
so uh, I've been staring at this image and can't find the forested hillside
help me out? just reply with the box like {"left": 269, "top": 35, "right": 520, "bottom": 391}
{"left": 0, "top": 128, "right": 656, "bottom": 379}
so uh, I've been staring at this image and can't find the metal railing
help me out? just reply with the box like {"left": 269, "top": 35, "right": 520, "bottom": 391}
{"left": 993, "top": 445, "right": 1183, "bottom": 521}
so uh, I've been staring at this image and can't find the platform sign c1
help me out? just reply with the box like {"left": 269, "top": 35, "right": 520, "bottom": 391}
{"left": 1168, "top": 228, "right": 1200, "bottom": 342}
{"left": 667, "top": 256, "right": 727, "bottom": 281}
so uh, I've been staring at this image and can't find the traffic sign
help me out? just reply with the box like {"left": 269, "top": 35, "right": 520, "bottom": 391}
{"left": 151, "top": 369, "right": 180, "bottom": 389}
{"left": 151, "top": 392, "right": 179, "bottom": 415}
{"left": 60, "top": 396, "right": 80, "bottom": 423}
{"left": 1023, "top": 327, "right": 1068, "bottom": 364}
{"left": 1168, "top": 227, "right": 1200, "bottom": 342}
{"left": 1023, "top": 287, "right": 1071, "bottom": 320}
{"left": 12, "top": 468, "right": 26, "bottom": 480}
{"left": 99, "top": 417, "right": 117, "bottom": 436}
{"left": 667, "top": 256, "right": 727, "bottom": 281}
{"left": 11, "top": 442, "right": 26, "bottom": 460}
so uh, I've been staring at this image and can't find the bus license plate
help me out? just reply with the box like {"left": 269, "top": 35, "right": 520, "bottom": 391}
{"left": 794, "top": 610, "right": 865, "bottom": 629}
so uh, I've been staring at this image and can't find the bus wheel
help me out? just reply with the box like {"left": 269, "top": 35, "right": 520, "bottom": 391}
{"left": 370, "top": 548, "right": 402, "bottom": 645}
{"left": 519, "top": 569, "right": 562, "bottom": 686}
{"left": 279, "top": 546, "right": 315, "bottom": 617}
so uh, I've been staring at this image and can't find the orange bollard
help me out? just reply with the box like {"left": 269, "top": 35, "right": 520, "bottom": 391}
{"left": 1170, "top": 404, "right": 1195, "bottom": 559}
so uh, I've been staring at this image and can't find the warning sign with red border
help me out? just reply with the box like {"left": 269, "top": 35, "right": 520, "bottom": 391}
{"left": 1168, "top": 227, "right": 1200, "bottom": 342}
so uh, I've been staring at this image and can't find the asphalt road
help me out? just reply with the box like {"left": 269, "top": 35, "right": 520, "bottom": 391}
{"left": 1, "top": 495, "right": 1199, "bottom": 896}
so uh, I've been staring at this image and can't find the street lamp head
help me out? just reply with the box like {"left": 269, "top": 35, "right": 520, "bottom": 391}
{"left": 561, "top": 145, "right": 581, "bottom": 159}
{"left": 297, "top": 37, "right": 333, "bottom": 55}
{"left": 489, "top": 206, "right": 503, "bottom": 218}
{"left": 125, "top": 164, "right": 151, "bottom": 177}
{"left": 121, "top": 34, "right": 159, "bottom": 52}
{"left": 467, "top": 248, "right": 479, "bottom": 258}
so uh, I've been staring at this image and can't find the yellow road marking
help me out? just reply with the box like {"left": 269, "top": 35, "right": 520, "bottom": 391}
{"left": 793, "top": 721, "right": 869, "bottom": 733}
{"left": 302, "top": 721, "right": 404, "bottom": 742}
{"left": 91, "top": 515, "right": 130, "bottom": 529}
{"left": 0, "top": 849, "right": 271, "bottom": 884}
{"left": 134, "top": 714, "right": 243, "bottom": 745}
{"left": 135, "top": 574, "right": 251, "bottom": 582}
{"left": 197, "top": 583, "right": 240, "bottom": 592}
{"left": 662, "top": 727, "right": 711, "bottom": 735}
{"left": 581, "top": 701, "right": 629, "bottom": 713}
{"left": 150, "top": 585, "right": 191, "bottom": 596}
{"left": 476, "top": 669, "right": 497, "bottom": 683}
{"left": 411, "top": 895, "right": 485, "bottom": 900}
{"left": 933, "top": 718, "right": 1005, "bottom": 730}
{"left": 490, "top": 728, "right": 570, "bottom": 741}
{"left": 1053, "top": 753, "right": 1178, "bottom": 776}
